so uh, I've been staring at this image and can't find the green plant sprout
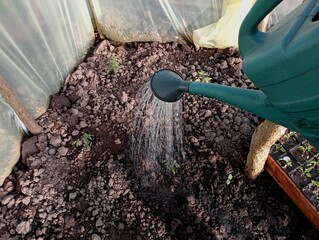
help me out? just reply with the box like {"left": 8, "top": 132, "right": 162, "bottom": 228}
{"left": 195, "top": 70, "right": 212, "bottom": 83}
{"left": 279, "top": 156, "right": 292, "bottom": 168}
{"left": 274, "top": 143, "right": 286, "bottom": 153}
{"left": 298, "top": 145, "right": 313, "bottom": 155}
{"left": 297, "top": 155, "right": 319, "bottom": 179}
{"left": 71, "top": 133, "right": 93, "bottom": 151}
{"left": 311, "top": 180, "right": 319, "bottom": 187}
{"left": 283, "top": 131, "right": 295, "bottom": 140}
{"left": 162, "top": 159, "right": 180, "bottom": 175}
{"left": 107, "top": 56, "right": 120, "bottom": 74}
{"left": 226, "top": 174, "right": 233, "bottom": 185}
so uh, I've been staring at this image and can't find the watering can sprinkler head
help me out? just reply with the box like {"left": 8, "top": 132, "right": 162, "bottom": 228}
{"left": 150, "top": 69, "right": 190, "bottom": 102}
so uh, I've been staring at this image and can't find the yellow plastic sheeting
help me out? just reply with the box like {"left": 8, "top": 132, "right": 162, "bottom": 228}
{"left": 193, "top": 0, "right": 255, "bottom": 49}
{"left": 92, "top": 0, "right": 224, "bottom": 43}
{"left": 0, "top": 0, "right": 94, "bottom": 118}
{"left": 0, "top": 97, "right": 23, "bottom": 185}
{"left": 193, "top": 0, "right": 303, "bottom": 49}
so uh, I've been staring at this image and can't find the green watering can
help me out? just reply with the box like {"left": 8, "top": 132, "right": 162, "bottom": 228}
{"left": 150, "top": 0, "right": 319, "bottom": 149}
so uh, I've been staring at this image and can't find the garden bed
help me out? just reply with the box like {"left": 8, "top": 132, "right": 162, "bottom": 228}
{"left": 0, "top": 39, "right": 318, "bottom": 239}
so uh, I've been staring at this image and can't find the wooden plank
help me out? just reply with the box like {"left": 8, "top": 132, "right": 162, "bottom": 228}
{"left": 265, "top": 155, "right": 319, "bottom": 230}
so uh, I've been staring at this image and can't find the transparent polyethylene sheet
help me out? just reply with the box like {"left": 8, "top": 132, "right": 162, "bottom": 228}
{"left": 0, "top": 0, "right": 94, "bottom": 118}
{"left": 92, "top": 0, "right": 224, "bottom": 43}
{"left": 0, "top": 0, "right": 94, "bottom": 185}
{"left": 0, "top": 97, "right": 23, "bottom": 185}
{"left": 271, "top": 0, "right": 303, "bottom": 24}
{"left": 92, "top": 0, "right": 303, "bottom": 45}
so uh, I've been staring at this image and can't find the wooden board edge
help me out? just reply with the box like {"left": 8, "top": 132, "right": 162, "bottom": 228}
{"left": 265, "top": 155, "right": 319, "bottom": 230}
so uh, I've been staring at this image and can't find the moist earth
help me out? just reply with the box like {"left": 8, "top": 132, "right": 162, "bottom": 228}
{"left": 0, "top": 39, "right": 318, "bottom": 239}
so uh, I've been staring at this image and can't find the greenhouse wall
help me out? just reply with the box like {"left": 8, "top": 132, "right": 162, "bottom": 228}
{"left": 0, "top": 0, "right": 94, "bottom": 185}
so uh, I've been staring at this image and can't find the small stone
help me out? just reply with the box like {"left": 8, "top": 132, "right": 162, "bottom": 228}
{"left": 187, "top": 195, "right": 196, "bottom": 206}
{"left": 182, "top": 44, "right": 191, "bottom": 53}
{"left": 96, "top": 218, "right": 103, "bottom": 227}
{"left": 214, "top": 136, "right": 224, "bottom": 143}
{"left": 91, "top": 234, "right": 101, "bottom": 240}
{"left": 92, "top": 209, "right": 99, "bottom": 217}
{"left": 72, "top": 130, "right": 79, "bottom": 136}
{"left": 240, "top": 123, "right": 252, "bottom": 136}
{"left": 79, "top": 121, "right": 88, "bottom": 129}
{"left": 120, "top": 92, "right": 128, "bottom": 104}
{"left": 108, "top": 179, "right": 114, "bottom": 187}
{"left": 189, "top": 136, "right": 198, "bottom": 143}
{"left": 93, "top": 40, "right": 107, "bottom": 55}
{"left": 118, "top": 222, "right": 125, "bottom": 230}
{"left": 115, "top": 139, "right": 121, "bottom": 145}
{"left": 51, "top": 95, "right": 71, "bottom": 110}
{"left": 49, "top": 148, "right": 56, "bottom": 155}
{"left": 129, "top": 193, "right": 134, "bottom": 200}
{"left": 22, "top": 196, "right": 31, "bottom": 205}
{"left": 220, "top": 60, "right": 228, "bottom": 70}
{"left": 16, "top": 220, "right": 32, "bottom": 235}
{"left": 50, "top": 136, "right": 62, "bottom": 147}
{"left": 7, "top": 198, "right": 15, "bottom": 208}
{"left": 204, "top": 110, "right": 212, "bottom": 118}
{"left": 69, "top": 192, "right": 77, "bottom": 200}
{"left": 171, "top": 218, "right": 181, "bottom": 231}
{"left": 21, "top": 136, "right": 39, "bottom": 165}
{"left": 234, "top": 116, "right": 242, "bottom": 125}
{"left": 3, "top": 180, "right": 14, "bottom": 193}
{"left": 58, "top": 147, "right": 68, "bottom": 156}
{"left": 1, "top": 194, "right": 14, "bottom": 205}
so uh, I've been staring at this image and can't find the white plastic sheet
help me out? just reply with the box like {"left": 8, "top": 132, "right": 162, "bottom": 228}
{"left": 0, "top": 97, "right": 23, "bottom": 185}
{"left": 92, "top": 0, "right": 224, "bottom": 43}
{"left": 0, "top": 0, "right": 94, "bottom": 118}
{"left": 92, "top": 0, "right": 303, "bottom": 47}
{"left": 0, "top": 0, "right": 94, "bottom": 185}
{"left": 271, "top": 0, "right": 303, "bottom": 24}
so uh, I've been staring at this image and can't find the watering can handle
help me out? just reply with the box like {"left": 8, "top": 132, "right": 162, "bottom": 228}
{"left": 239, "top": 0, "right": 282, "bottom": 57}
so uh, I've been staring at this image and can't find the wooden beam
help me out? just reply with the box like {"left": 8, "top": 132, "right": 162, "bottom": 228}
{"left": 0, "top": 75, "right": 42, "bottom": 134}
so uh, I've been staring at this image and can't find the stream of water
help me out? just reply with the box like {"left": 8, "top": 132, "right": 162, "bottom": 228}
{"left": 131, "top": 82, "right": 186, "bottom": 177}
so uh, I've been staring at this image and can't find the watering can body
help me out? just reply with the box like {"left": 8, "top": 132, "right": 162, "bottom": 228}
{"left": 239, "top": 0, "right": 319, "bottom": 148}
{"left": 151, "top": 0, "right": 319, "bottom": 149}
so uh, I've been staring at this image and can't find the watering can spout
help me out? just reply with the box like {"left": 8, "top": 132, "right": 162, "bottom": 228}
{"left": 150, "top": 69, "right": 292, "bottom": 129}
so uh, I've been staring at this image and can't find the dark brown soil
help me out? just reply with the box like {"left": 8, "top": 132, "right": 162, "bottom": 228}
{"left": 0, "top": 39, "right": 318, "bottom": 239}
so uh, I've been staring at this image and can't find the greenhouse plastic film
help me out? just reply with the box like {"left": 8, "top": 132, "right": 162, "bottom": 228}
{"left": 0, "top": 96, "right": 23, "bottom": 185}
{"left": 92, "top": 0, "right": 223, "bottom": 43}
{"left": 193, "top": 0, "right": 255, "bottom": 49}
{"left": 0, "top": 0, "right": 94, "bottom": 119}
{"left": 0, "top": 0, "right": 94, "bottom": 185}
{"left": 92, "top": 0, "right": 303, "bottom": 48}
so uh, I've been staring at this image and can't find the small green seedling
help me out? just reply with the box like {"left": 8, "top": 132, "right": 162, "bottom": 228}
{"left": 107, "top": 56, "right": 120, "bottom": 74}
{"left": 82, "top": 133, "right": 93, "bottom": 151}
{"left": 298, "top": 145, "right": 313, "bottom": 155}
{"left": 195, "top": 70, "right": 212, "bottom": 83}
{"left": 274, "top": 143, "right": 286, "bottom": 153}
{"left": 72, "top": 133, "right": 93, "bottom": 151}
{"left": 162, "top": 159, "right": 180, "bottom": 175}
{"left": 226, "top": 174, "right": 233, "bottom": 185}
{"left": 311, "top": 180, "right": 319, "bottom": 187}
{"left": 283, "top": 131, "right": 295, "bottom": 140}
